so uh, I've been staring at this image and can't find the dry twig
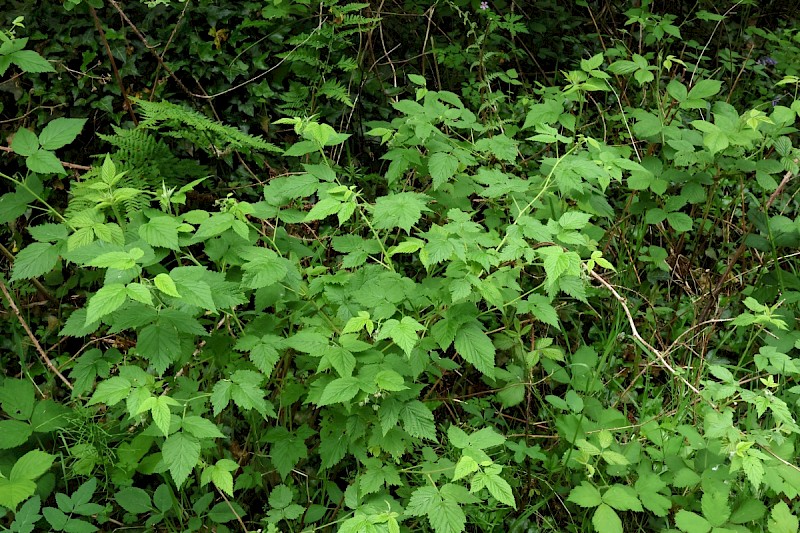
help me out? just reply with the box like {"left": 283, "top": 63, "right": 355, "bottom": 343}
{"left": 0, "top": 280, "right": 73, "bottom": 391}
{"left": 588, "top": 269, "right": 710, "bottom": 403}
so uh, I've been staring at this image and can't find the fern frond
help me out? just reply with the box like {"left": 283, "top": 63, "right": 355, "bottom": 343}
{"left": 277, "top": 83, "right": 312, "bottom": 116}
{"left": 133, "top": 98, "right": 282, "bottom": 155}
{"left": 318, "top": 79, "right": 354, "bottom": 108}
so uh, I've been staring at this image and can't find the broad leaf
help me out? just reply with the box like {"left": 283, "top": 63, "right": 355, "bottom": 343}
{"left": 26, "top": 149, "right": 65, "bottom": 175}
{"left": 11, "top": 128, "right": 38, "bottom": 157}
{"left": 85, "top": 283, "right": 128, "bottom": 324}
{"left": 454, "top": 322, "right": 496, "bottom": 378}
{"left": 162, "top": 431, "right": 201, "bottom": 487}
{"left": 372, "top": 192, "right": 429, "bottom": 233}
{"left": 11, "top": 242, "right": 60, "bottom": 282}
{"left": 38, "top": 118, "right": 87, "bottom": 150}
{"left": 428, "top": 152, "right": 459, "bottom": 189}
{"left": 318, "top": 377, "right": 361, "bottom": 406}
{"left": 567, "top": 481, "right": 602, "bottom": 508}
{"left": 9, "top": 50, "right": 54, "bottom": 73}
{"left": 593, "top": 504, "right": 623, "bottom": 533}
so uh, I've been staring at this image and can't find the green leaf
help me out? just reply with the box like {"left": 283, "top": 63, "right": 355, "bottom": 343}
{"left": 635, "top": 473, "right": 671, "bottom": 517}
{"left": 30, "top": 400, "right": 70, "bottom": 433}
{"left": 265, "top": 427, "right": 311, "bottom": 480}
{"left": 139, "top": 216, "right": 181, "bottom": 250}
{"left": 70, "top": 477, "right": 98, "bottom": 510}
{"left": 269, "top": 484, "right": 294, "bottom": 509}
{"left": 742, "top": 453, "right": 764, "bottom": 489}
{"left": 182, "top": 416, "right": 224, "bottom": 440}
{"left": 10, "top": 495, "right": 42, "bottom": 533}
{"left": 240, "top": 247, "right": 288, "bottom": 289}
{"left": 322, "top": 345, "right": 356, "bottom": 377}
{"left": 667, "top": 80, "right": 688, "bottom": 101}
{"left": 11, "top": 242, "right": 60, "bottom": 282}
{"left": 453, "top": 456, "right": 479, "bottom": 481}
{"left": 88, "top": 376, "right": 132, "bottom": 406}
{"left": 730, "top": 499, "right": 766, "bottom": 524}
{"left": 592, "top": 504, "right": 623, "bottom": 533}
{"left": 675, "top": 510, "right": 711, "bottom": 533}
{"left": 115, "top": 487, "right": 152, "bottom": 514}
{"left": 0, "top": 420, "right": 33, "bottom": 449}
{"left": 581, "top": 52, "right": 604, "bottom": 71}
{"left": 304, "top": 198, "right": 342, "bottom": 221}
{"left": 207, "top": 463, "right": 235, "bottom": 496}
{"left": 704, "top": 130, "right": 729, "bottom": 154}
{"left": 454, "top": 322, "right": 496, "bottom": 378}
{"left": 768, "top": 502, "right": 798, "bottom": 533}
{"left": 483, "top": 473, "right": 516, "bottom": 508}
{"left": 318, "top": 377, "right": 361, "bottom": 406}
{"left": 519, "top": 294, "right": 560, "bottom": 327}
{"left": 0, "top": 478, "right": 36, "bottom": 511}
{"left": 11, "top": 450, "right": 55, "bottom": 481}
{"left": 230, "top": 373, "right": 273, "bottom": 418}
{"left": 85, "top": 284, "right": 128, "bottom": 324}
{"left": 284, "top": 139, "right": 320, "bottom": 157}
{"left": 687, "top": 79, "right": 722, "bottom": 100}
{"left": 154, "top": 273, "right": 181, "bottom": 298}
{"left": 428, "top": 497, "right": 465, "bottom": 533}
{"left": 26, "top": 149, "right": 65, "bottom": 175}
{"left": 0, "top": 378, "right": 35, "bottom": 420}
{"left": 8, "top": 50, "right": 54, "bottom": 73}
{"left": 559, "top": 211, "right": 592, "bottom": 230}
{"left": 192, "top": 212, "right": 235, "bottom": 241}
{"left": 538, "top": 246, "right": 579, "bottom": 282}
{"left": 428, "top": 152, "right": 459, "bottom": 189}
{"left": 475, "top": 135, "right": 519, "bottom": 162}
{"left": 406, "top": 486, "right": 439, "bottom": 516}
{"left": 236, "top": 334, "right": 282, "bottom": 377}
{"left": 342, "top": 311, "right": 375, "bottom": 335}
{"left": 667, "top": 212, "right": 692, "bottom": 233}
{"left": 702, "top": 491, "right": 731, "bottom": 527}
{"left": 373, "top": 192, "right": 429, "bottom": 233}
{"left": 87, "top": 250, "right": 137, "bottom": 270}
{"left": 137, "top": 323, "right": 182, "bottom": 374}
{"left": 374, "top": 369, "right": 407, "bottom": 392}
{"left": 11, "top": 128, "right": 38, "bottom": 157}
{"left": 42, "top": 504, "right": 69, "bottom": 531}
{"left": 211, "top": 380, "right": 232, "bottom": 416}
{"left": 138, "top": 395, "right": 178, "bottom": 437}
{"left": 567, "top": 481, "right": 602, "bottom": 508}
{"left": 126, "top": 283, "right": 153, "bottom": 306}
{"left": 607, "top": 60, "right": 638, "bottom": 74}
{"left": 468, "top": 427, "right": 505, "bottom": 449}
{"left": 162, "top": 431, "right": 201, "bottom": 487}
{"left": 38, "top": 118, "right": 86, "bottom": 150}
{"left": 602, "top": 485, "right": 642, "bottom": 511}
{"left": 378, "top": 317, "right": 424, "bottom": 357}
{"left": 673, "top": 467, "right": 701, "bottom": 487}
{"left": 400, "top": 400, "right": 436, "bottom": 440}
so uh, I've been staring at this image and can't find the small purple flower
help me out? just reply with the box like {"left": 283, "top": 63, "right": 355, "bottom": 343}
{"left": 480, "top": 1, "right": 489, "bottom": 10}
{"left": 757, "top": 56, "right": 777, "bottom": 66}
{"left": 772, "top": 95, "right": 784, "bottom": 107}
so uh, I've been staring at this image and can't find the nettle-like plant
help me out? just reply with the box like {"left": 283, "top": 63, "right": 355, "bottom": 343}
{"left": 6, "top": 2, "right": 800, "bottom": 532}
{"left": 2, "top": 68, "right": 617, "bottom": 529}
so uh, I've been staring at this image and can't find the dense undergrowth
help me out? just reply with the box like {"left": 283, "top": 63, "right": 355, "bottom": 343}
{"left": 2, "top": 0, "right": 800, "bottom": 531}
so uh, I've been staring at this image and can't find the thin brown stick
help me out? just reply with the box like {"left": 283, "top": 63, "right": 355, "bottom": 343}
{"left": 588, "top": 269, "right": 711, "bottom": 404}
{"left": 0, "top": 280, "right": 73, "bottom": 391}
{"left": 89, "top": 5, "right": 138, "bottom": 125}
{"left": 699, "top": 165, "right": 796, "bottom": 322}
{"left": 0, "top": 145, "right": 91, "bottom": 171}
{"left": 150, "top": 0, "right": 192, "bottom": 100}
{"left": 216, "top": 487, "right": 247, "bottom": 533}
